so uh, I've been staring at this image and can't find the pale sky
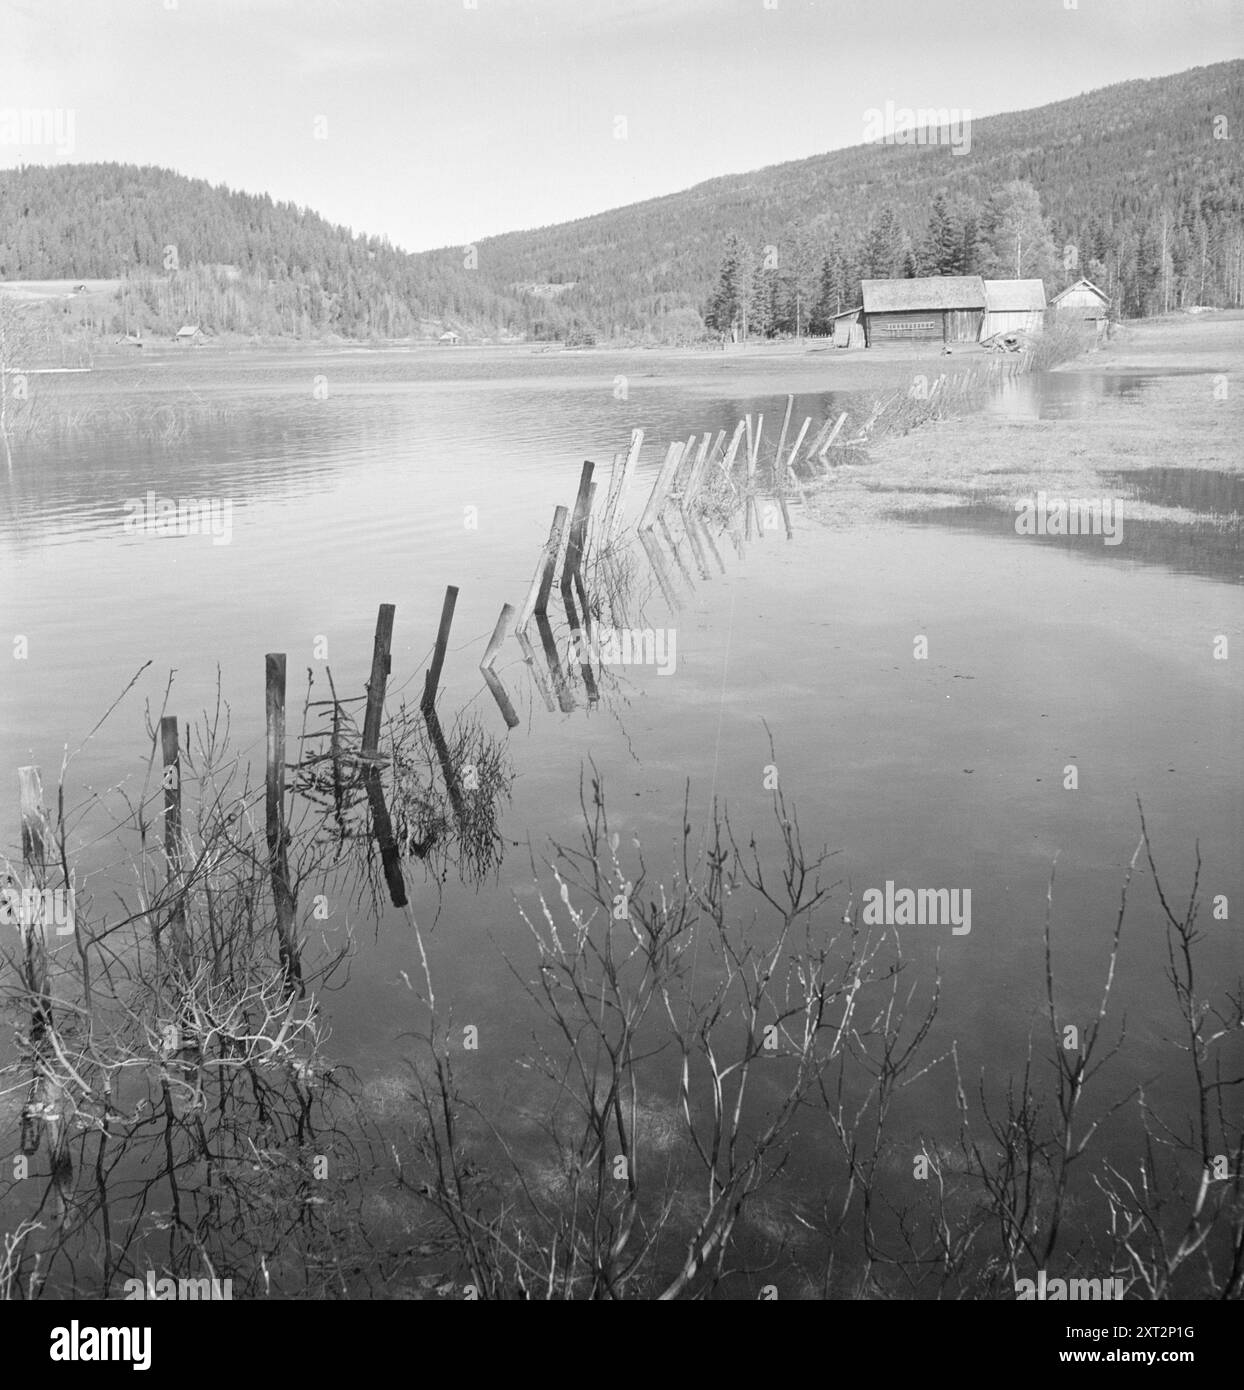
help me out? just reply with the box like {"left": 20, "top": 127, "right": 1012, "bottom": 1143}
{"left": 0, "top": 0, "right": 1239, "bottom": 251}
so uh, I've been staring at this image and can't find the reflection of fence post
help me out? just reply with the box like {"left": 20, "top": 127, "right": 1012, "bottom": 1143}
{"left": 515, "top": 627, "right": 556, "bottom": 713}
{"left": 265, "top": 654, "right": 302, "bottom": 993}
{"left": 518, "top": 505, "right": 568, "bottom": 630}
{"left": 160, "top": 716, "right": 189, "bottom": 973}
{"left": 361, "top": 603, "right": 396, "bottom": 759}
{"left": 482, "top": 667, "right": 521, "bottom": 729}
{"left": 422, "top": 586, "right": 458, "bottom": 714}
{"left": 786, "top": 416, "right": 811, "bottom": 477}
{"left": 362, "top": 766, "right": 408, "bottom": 907}
{"left": 423, "top": 705, "right": 469, "bottom": 831}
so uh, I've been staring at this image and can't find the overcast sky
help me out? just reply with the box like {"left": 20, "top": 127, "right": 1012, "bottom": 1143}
{"left": 1, "top": 0, "right": 1239, "bottom": 252}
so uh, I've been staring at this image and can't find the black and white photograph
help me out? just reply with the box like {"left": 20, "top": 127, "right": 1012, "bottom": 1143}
{"left": 0, "top": 0, "right": 1240, "bottom": 1360}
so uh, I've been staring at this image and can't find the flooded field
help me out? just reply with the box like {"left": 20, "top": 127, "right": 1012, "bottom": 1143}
{"left": 1, "top": 336, "right": 1240, "bottom": 1299}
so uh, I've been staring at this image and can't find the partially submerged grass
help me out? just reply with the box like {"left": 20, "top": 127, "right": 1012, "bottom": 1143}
{"left": 808, "top": 315, "right": 1243, "bottom": 533}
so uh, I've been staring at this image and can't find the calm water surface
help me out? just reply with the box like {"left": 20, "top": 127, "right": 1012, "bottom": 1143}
{"left": 2, "top": 347, "right": 1240, "bottom": 1202}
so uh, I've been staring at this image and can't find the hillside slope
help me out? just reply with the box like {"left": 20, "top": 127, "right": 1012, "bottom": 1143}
{"left": 1, "top": 60, "right": 1239, "bottom": 341}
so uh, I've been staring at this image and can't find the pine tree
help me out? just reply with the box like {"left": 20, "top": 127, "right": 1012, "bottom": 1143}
{"left": 920, "top": 193, "right": 961, "bottom": 275}
{"left": 809, "top": 257, "right": 836, "bottom": 335}
{"left": 861, "top": 206, "right": 907, "bottom": 280}
{"left": 704, "top": 232, "right": 747, "bottom": 336}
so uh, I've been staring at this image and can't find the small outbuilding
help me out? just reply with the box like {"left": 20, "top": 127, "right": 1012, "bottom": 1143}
{"left": 1050, "top": 278, "right": 1110, "bottom": 321}
{"left": 438, "top": 330, "right": 461, "bottom": 345}
{"left": 982, "top": 280, "right": 1047, "bottom": 338}
{"left": 174, "top": 324, "right": 204, "bottom": 344}
{"left": 830, "top": 306, "right": 863, "bottom": 348}
{"left": 860, "top": 276, "right": 986, "bottom": 347}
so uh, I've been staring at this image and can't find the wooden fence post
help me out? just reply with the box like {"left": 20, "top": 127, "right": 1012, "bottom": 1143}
{"left": 561, "top": 460, "right": 595, "bottom": 591}
{"left": 517, "top": 505, "right": 569, "bottom": 631}
{"left": 480, "top": 602, "right": 513, "bottom": 671}
{"left": 17, "top": 767, "right": 54, "bottom": 1157}
{"left": 160, "top": 716, "right": 189, "bottom": 973}
{"left": 265, "top": 654, "right": 302, "bottom": 993}
{"left": 774, "top": 394, "right": 794, "bottom": 486}
{"left": 638, "top": 441, "right": 684, "bottom": 531}
{"left": 422, "top": 585, "right": 459, "bottom": 713}
{"left": 818, "top": 411, "right": 848, "bottom": 465}
{"left": 361, "top": 603, "right": 396, "bottom": 759}
{"left": 600, "top": 428, "right": 643, "bottom": 540}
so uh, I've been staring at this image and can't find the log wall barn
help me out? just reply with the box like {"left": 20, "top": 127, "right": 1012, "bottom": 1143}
{"left": 860, "top": 276, "right": 987, "bottom": 346}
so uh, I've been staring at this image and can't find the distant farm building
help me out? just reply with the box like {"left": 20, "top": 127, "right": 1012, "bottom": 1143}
{"left": 438, "top": 330, "right": 461, "bottom": 345}
{"left": 1050, "top": 278, "right": 1110, "bottom": 321}
{"left": 983, "top": 280, "right": 1047, "bottom": 338}
{"left": 831, "top": 306, "right": 864, "bottom": 348}
{"left": 174, "top": 324, "right": 204, "bottom": 343}
{"left": 860, "top": 276, "right": 985, "bottom": 346}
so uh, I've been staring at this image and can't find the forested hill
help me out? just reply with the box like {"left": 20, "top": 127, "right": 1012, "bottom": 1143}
{"left": 432, "top": 59, "right": 1242, "bottom": 340}
{"left": 1, "top": 60, "right": 1240, "bottom": 342}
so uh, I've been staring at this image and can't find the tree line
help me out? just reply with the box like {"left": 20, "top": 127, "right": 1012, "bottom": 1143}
{"left": 0, "top": 59, "right": 1239, "bottom": 344}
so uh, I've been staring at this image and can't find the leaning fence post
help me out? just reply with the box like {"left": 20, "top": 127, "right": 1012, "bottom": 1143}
{"left": 603, "top": 428, "right": 643, "bottom": 539}
{"left": 265, "top": 654, "right": 302, "bottom": 993}
{"left": 422, "top": 585, "right": 459, "bottom": 713}
{"left": 774, "top": 394, "right": 794, "bottom": 486}
{"left": 481, "top": 602, "right": 513, "bottom": 671}
{"left": 517, "top": 505, "right": 569, "bottom": 631}
{"left": 638, "top": 441, "right": 684, "bottom": 531}
{"left": 562, "top": 460, "right": 595, "bottom": 590}
{"left": 786, "top": 416, "right": 811, "bottom": 474}
{"left": 818, "top": 411, "right": 848, "bottom": 465}
{"left": 597, "top": 451, "right": 624, "bottom": 551}
{"left": 361, "top": 603, "right": 396, "bottom": 759}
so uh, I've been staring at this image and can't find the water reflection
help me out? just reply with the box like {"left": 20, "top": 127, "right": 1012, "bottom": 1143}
{"left": 904, "top": 500, "right": 1242, "bottom": 584}
{"left": 983, "top": 370, "right": 1150, "bottom": 421}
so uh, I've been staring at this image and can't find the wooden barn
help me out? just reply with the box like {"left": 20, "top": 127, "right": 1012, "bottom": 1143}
{"left": 982, "top": 279, "right": 1047, "bottom": 338}
{"left": 860, "top": 276, "right": 986, "bottom": 346}
{"left": 1050, "top": 278, "right": 1110, "bottom": 321}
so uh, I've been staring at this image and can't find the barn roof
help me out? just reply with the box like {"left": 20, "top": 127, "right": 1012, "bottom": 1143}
{"left": 984, "top": 279, "right": 1047, "bottom": 311}
{"left": 1050, "top": 277, "right": 1110, "bottom": 306}
{"left": 861, "top": 276, "right": 986, "bottom": 312}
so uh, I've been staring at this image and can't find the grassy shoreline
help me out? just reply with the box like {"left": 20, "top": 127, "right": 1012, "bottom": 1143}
{"left": 808, "top": 312, "right": 1243, "bottom": 533}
